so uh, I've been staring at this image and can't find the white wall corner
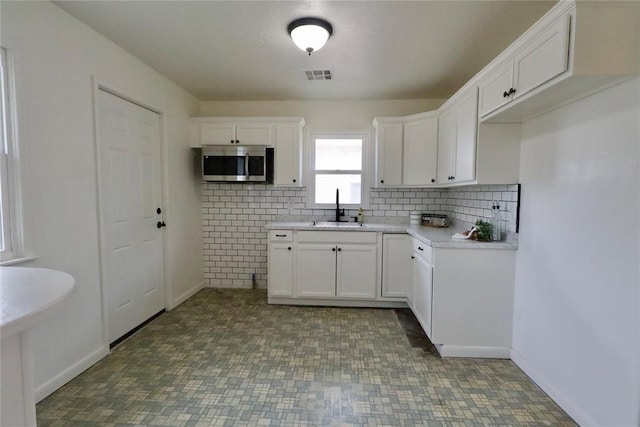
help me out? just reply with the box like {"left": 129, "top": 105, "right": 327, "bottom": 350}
{"left": 35, "top": 346, "right": 109, "bottom": 403}
{"left": 169, "top": 281, "right": 204, "bottom": 310}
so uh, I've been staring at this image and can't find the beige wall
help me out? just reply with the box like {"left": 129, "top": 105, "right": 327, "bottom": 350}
{"left": 198, "top": 99, "right": 444, "bottom": 130}
{"left": 513, "top": 77, "right": 640, "bottom": 426}
{"left": 2, "top": 1, "right": 203, "bottom": 400}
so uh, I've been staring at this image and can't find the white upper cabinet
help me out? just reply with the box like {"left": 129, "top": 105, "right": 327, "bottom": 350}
{"left": 190, "top": 117, "right": 304, "bottom": 187}
{"left": 437, "top": 89, "right": 478, "bottom": 185}
{"left": 234, "top": 122, "right": 272, "bottom": 145}
{"left": 478, "top": 61, "right": 514, "bottom": 117}
{"left": 190, "top": 118, "right": 272, "bottom": 146}
{"left": 479, "top": 16, "right": 570, "bottom": 118}
{"left": 436, "top": 109, "right": 455, "bottom": 185}
{"left": 402, "top": 113, "right": 438, "bottom": 186}
{"left": 373, "top": 118, "right": 404, "bottom": 187}
{"left": 372, "top": 113, "right": 438, "bottom": 188}
{"left": 512, "top": 15, "right": 571, "bottom": 100}
{"left": 454, "top": 90, "right": 479, "bottom": 183}
{"left": 199, "top": 122, "right": 236, "bottom": 145}
{"left": 273, "top": 119, "right": 305, "bottom": 187}
{"left": 479, "top": 1, "right": 639, "bottom": 122}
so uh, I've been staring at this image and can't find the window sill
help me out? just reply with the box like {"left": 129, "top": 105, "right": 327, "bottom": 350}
{"left": 0, "top": 256, "right": 39, "bottom": 266}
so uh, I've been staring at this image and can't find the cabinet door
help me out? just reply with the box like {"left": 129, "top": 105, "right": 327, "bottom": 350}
{"left": 200, "top": 123, "right": 236, "bottom": 145}
{"left": 268, "top": 243, "right": 294, "bottom": 297}
{"left": 375, "top": 122, "right": 403, "bottom": 187}
{"left": 513, "top": 15, "right": 570, "bottom": 101}
{"left": 453, "top": 90, "right": 478, "bottom": 183}
{"left": 403, "top": 116, "right": 438, "bottom": 186}
{"left": 273, "top": 123, "right": 302, "bottom": 186}
{"left": 336, "top": 244, "right": 377, "bottom": 299}
{"left": 478, "top": 60, "right": 514, "bottom": 117}
{"left": 381, "top": 234, "right": 413, "bottom": 298}
{"left": 296, "top": 244, "right": 336, "bottom": 297}
{"left": 412, "top": 254, "right": 433, "bottom": 339}
{"left": 436, "top": 109, "right": 455, "bottom": 185}
{"left": 235, "top": 122, "right": 272, "bottom": 145}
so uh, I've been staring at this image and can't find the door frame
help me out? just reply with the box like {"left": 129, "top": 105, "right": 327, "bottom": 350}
{"left": 92, "top": 78, "right": 171, "bottom": 347}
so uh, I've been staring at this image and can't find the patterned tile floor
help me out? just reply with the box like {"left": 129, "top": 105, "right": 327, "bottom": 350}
{"left": 37, "top": 289, "right": 575, "bottom": 426}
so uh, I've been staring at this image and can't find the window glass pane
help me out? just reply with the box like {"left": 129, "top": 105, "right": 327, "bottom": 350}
{"left": 314, "top": 138, "right": 362, "bottom": 170}
{"left": 315, "top": 174, "right": 361, "bottom": 204}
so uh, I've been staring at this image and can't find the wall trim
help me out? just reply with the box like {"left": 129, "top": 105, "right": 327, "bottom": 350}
{"left": 511, "top": 349, "right": 588, "bottom": 426}
{"left": 170, "top": 281, "right": 204, "bottom": 310}
{"left": 35, "top": 345, "right": 109, "bottom": 403}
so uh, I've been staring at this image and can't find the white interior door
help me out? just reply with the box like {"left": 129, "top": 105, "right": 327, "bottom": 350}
{"left": 98, "top": 89, "right": 165, "bottom": 343}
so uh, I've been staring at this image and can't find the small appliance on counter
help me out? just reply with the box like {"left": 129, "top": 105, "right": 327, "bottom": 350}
{"left": 421, "top": 213, "right": 448, "bottom": 228}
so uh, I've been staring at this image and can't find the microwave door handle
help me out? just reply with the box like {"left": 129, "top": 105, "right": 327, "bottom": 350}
{"left": 245, "top": 152, "right": 250, "bottom": 179}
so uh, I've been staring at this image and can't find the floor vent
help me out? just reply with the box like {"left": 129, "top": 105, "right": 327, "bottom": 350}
{"left": 304, "top": 69, "right": 332, "bottom": 80}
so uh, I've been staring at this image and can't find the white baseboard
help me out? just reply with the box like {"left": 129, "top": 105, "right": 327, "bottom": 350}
{"left": 268, "top": 296, "right": 408, "bottom": 308}
{"left": 169, "top": 281, "right": 203, "bottom": 310}
{"left": 510, "top": 350, "right": 588, "bottom": 426}
{"left": 35, "top": 345, "right": 109, "bottom": 403}
{"left": 436, "top": 344, "right": 511, "bottom": 359}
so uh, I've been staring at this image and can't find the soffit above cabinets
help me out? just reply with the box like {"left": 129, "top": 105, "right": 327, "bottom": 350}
{"left": 53, "top": 1, "right": 555, "bottom": 101}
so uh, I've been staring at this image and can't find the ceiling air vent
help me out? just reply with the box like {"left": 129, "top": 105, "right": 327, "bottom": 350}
{"left": 304, "top": 69, "right": 332, "bottom": 81}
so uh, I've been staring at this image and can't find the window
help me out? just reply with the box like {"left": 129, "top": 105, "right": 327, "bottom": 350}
{"left": 0, "top": 47, "right": 20, "bottom": 262}
{"left": 310, "top": 133, "right": 366, "bottom": 207}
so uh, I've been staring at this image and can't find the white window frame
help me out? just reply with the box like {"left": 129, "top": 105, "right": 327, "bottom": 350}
{"left": 307, "top": 131, "right": 370, "bottom": 209}
{"left": 0, "top": 47, "right": 24, "bottom": 263}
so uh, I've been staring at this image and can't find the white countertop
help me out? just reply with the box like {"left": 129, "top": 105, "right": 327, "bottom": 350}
{"left": 0, "top": 267, "right": 75, "bottom": 339}
{"left": 266, "top": 222, "right": 518, "bottom": 250}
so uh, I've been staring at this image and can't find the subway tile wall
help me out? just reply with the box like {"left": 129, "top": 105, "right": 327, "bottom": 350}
{"left": 202, "top": 183, "right": 518, "bottom": 288}
{"left": 445, "top": 184, "right": 520, "bottom": 233}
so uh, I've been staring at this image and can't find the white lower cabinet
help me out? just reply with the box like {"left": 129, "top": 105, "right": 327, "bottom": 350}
{"left": 336, "top": 245, "right": 377, "bottom": 299}
{"left": 267, "top": 243, "right": 294, "bottom": 297}
{"left": 409, "top": 236, "right": 515, "bottom": 358}
{"left": 411, "top": 253, "right": 433, "bottom": 338}
{"left": 296, "top": 244, "right": 337, "bottom": 298}
{"left": 267, "top": 230, "right": 295, "bottom": 297}
{"left": 381, "top": 234, "right": 413, "bottom": 298}
{"left": 274, "top": 231, "right": 379, "bottom": 301}
{"left": 268, "top": 229, "right": 515, "bottom": 358}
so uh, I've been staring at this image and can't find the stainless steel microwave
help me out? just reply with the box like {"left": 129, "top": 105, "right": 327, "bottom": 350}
{"left": 202, "top": 146, "right": 274, "bottom": 183}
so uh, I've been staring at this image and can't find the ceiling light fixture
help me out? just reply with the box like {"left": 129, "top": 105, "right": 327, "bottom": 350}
{"left": 287, "top": 17, "right": 333, "bottom": 56}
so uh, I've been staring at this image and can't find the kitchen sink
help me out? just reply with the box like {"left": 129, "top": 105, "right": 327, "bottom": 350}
{"left": 311, "top": 221, "right": 366, "bottom": 228}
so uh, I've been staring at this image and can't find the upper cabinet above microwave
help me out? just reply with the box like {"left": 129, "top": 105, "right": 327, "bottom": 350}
{"left": 478, "top": 1, "right": 639, "bottom": 123}
{"left": 190, "top": 117, "right": 305, "bottom": 187}
{"left": 190, "top": 118, "right": 272, "bottom": 146}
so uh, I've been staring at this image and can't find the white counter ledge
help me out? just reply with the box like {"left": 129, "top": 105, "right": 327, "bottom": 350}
{"left": 1, "top": 267, "right": 75, "bottom": 427}
{"left": 265, "top": 222, "right": 518, "bottom": 250}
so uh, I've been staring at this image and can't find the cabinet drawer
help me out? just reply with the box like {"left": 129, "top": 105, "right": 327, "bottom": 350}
{"left": 412, "top": 238, "right": 432, "bottom": 263}
{"left": 297, "top": 231, "right": 377, "bottom": 244}
{"left": 269, "top": 230, "right": 293, "bottom": 242}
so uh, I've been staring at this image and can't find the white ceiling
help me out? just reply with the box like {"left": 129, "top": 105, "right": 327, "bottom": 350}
{"left": 54, "top": 0, "right": 556, "bottom": 101}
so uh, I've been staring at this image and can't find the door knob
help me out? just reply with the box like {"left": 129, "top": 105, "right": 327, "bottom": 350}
{"left": 157, "top": 221, "right": 166, "bottom": 229}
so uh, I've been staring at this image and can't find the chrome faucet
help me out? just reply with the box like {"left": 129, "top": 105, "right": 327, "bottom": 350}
{"left": 335, "top": 188, "right": 345, "bottom": 222}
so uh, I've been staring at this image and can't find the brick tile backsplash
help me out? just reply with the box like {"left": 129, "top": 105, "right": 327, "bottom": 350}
{"left": 202, "top": 183, "right": 518, "bottom": 288}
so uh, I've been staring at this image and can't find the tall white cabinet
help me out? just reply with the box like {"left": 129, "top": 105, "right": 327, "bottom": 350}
{"left": 437, "top": 89, "right": 478, "bottom": 185}
{"left": 373, "top": 118, "right": 404, "bottom": 187}
{"left": 273, "top": 120, "right": 304, "bottom": 187}
{"left": 403, "top": 113, "right": 438, "bottom": 186}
